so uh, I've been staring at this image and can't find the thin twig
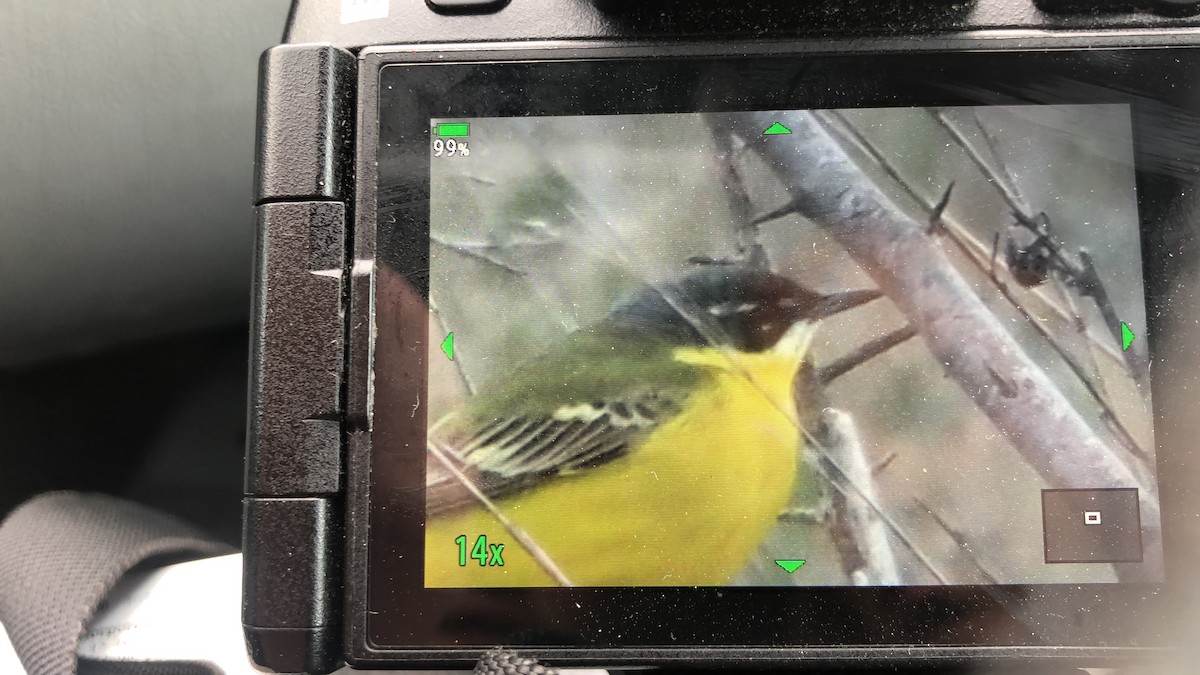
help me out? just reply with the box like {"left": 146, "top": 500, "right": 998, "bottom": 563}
{"left": 972, "top": 110, "right": 1031, "bottom": 212}
{"left": 751, "top": 198, "right": 805, "bottom": 228}
{"left": 926, "top": 188, "right": 1154, "bottom": 474}
{"left": 686, "top": 255, "right": 738, "bottom": 266}
{"left": 430, "top": 235, "right": 528, "bottom": 277}
{"left": 428, "top": 440, "right": 575, "bottom": 586}
{"left": 914, "top": 498, "right": 1002, "bottom": 585}
{"left": 1078, "top": 249, "right": 1150, "bottom": 380}
{"left": 872, "top": 451, "right": 899, "bottom": 478}
{"left": 931, "top": 110, "right": 1032, "bottom": 220}
{"left": 824, "top": 110, "right": 1125, "bottom": 368}
{"left": 817, "top": 324, "right": 918, "bottom": 384}
{"left": 927, "top": 181, "right": 955, "bottom": 234}
{"left": 969, "top": 111, "right": 1148, "bottom": 382}
{"left": 1054, "top": 274, "right": 1109, "bottom": 396}
{"left": 460, "top": 173, "right": 498, "bottom": 186}
{"left": 939, "top": 111, "right": 1146, "bottom": 382}
{"left": 826, "top": 111, "right": 1151, "bottom": 470}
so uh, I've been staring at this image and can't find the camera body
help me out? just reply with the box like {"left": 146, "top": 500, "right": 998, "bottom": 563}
{"left": 244, "top": 1, "right": 1200, "bottom": 673}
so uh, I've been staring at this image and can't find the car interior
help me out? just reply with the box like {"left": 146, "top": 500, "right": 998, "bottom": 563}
{"left": 3, "top": 1, "right": 1200, "bottom": 674}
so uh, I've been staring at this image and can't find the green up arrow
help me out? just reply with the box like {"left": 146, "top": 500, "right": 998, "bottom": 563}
{"left": 774, "top": 559, "right": 806, "bottom": 573}
{"left": 1121, "top": 322, "right": 1135, "bottom": 352}
{"left": 763, "top": 122, "right": 792, "bottom": 136}
{"left": 441, "top": 332, "right": 455, "bottom": 361}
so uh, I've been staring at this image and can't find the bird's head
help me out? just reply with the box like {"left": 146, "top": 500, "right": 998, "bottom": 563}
{"left": 613, "top": 267, "right": 880, "bottom": 353}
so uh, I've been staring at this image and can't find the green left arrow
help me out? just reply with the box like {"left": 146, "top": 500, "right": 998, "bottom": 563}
{"left": 441, "top": 332, "right": 455, "bottom": 361}
{"left": 1121, "top": 322, "right": 1135, "bottom": 352}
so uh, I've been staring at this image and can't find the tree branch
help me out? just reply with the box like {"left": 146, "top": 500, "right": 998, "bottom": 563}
{"left": 738, "top": 111, "right": 1162, "bottom": 581}
{"left": 819, "top": 409, "right": 903, "bottom": 585}
{"left": 935, "top": 111, "right": 1148, "bottom": 381}
{"left": 708, "top": 117, "right": 769, "bottom": 268}
{"left": 825, "top": 110, "right": 1127, "bottom": 370}
{"left": 828, "top": 110, "right": 1153, "bottom": 475}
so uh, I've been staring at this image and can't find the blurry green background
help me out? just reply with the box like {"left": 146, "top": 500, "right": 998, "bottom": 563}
{"left": 423, "top": 105, "right": 1154, "bottom": 587}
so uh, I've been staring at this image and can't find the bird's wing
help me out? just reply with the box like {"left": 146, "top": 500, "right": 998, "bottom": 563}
{"left": 426, "top": 390, "right": 684, "bottom": 516}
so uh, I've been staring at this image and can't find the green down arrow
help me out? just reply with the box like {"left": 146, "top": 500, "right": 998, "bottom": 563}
{"left": 775, "top": 559, "right": 806, "bottom": 573}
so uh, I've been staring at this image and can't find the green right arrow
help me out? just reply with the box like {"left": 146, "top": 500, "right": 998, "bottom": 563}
{"left": 1121, "top": 322, "right": 1135, "bottom": 352}
{"left": 774, "top": 559, "right": 806, "bottom": 573}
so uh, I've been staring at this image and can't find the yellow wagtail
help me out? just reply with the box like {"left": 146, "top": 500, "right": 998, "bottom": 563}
{"left": 425, "top": 267, "right": 878, "bottom": 587}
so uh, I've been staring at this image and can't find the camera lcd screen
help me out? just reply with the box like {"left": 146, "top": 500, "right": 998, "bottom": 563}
{"left": 361, "top": 49, "right": 1200, "bottom": 655}
{"left": 414, "top": 104, "right": 1160, "bottom": 589}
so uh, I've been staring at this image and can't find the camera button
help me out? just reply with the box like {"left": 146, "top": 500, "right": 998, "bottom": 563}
{"left": 426, "top": 0, "right": 509, "bottom": 13}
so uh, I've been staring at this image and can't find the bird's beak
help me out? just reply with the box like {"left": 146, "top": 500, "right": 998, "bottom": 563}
{"left": 807, "top": 288, "right": 882, "bottom": 320}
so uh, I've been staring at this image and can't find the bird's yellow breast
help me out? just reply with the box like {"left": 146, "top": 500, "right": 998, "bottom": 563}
{"left": 424, "top": 342, "right": 805, "bottom": 587}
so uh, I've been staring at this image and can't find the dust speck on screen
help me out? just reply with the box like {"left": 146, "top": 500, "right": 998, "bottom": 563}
{"left": 393, "top": 106, "right": 1161, "bottom": 589}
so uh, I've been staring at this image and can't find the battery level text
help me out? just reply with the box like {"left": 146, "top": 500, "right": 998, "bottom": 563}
{"left": 433, "top": 138, "right": 469, "bottom": 157}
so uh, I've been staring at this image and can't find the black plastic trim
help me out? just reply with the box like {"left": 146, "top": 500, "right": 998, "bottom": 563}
{"left": 243, "top": 497, "right": 344, "bottom": 674}
{"left": 284, "top": 0, "right": 1200, "bottom": 51}
{"left": 246, "top": 201, "right": 346, "bottom": 496}
{"left": 246, "top": 38, "right": 357, "bottom": 675}
{"left": 255, "top": 44, "right": 356, "bottom": 204}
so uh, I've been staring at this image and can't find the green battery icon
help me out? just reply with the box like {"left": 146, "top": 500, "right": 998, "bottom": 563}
{"left": 436, "top": 122, "right": 470, "bottom": 138}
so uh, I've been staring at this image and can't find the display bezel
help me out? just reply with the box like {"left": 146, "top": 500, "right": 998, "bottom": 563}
{"left": 347, "top": 41, "right": 1200, "bottom": 668}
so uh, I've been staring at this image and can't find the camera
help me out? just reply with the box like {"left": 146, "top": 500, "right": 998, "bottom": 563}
{"left": 244, "top": 0, "right": 1200, "bottom": 672}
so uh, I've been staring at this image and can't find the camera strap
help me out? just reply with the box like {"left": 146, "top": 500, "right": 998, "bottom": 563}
{"left": 474, "top": 649, "right": 560, "bottom": 675}
{"left": 0, "top": 492, "right": 231, "bottom": 675}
